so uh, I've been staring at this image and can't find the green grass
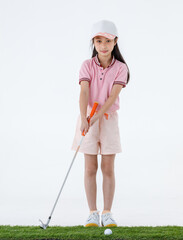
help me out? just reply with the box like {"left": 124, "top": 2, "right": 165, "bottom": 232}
{"left": 0, "top": 225, "right": 183, "bottom": 240}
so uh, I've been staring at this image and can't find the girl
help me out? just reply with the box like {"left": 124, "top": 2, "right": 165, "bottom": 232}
{"left": 71, "top": 20, "right": 130, "bottom": 227}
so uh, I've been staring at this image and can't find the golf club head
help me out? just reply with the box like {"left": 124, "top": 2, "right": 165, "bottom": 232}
{"left": 39, "top": 219, "right": 47, "bottom": 229}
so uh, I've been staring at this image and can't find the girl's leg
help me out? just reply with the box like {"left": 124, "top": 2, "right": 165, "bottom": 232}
{"left": 101, "top": 154, "right": 116, "bottom": 214}
{"left": 84, "top": 153, "right": 98, "bottom": 212}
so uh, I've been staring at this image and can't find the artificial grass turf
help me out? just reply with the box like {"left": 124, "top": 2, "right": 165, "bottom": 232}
{"left": 0, "top": 225, "right": 183, "bottom": 240}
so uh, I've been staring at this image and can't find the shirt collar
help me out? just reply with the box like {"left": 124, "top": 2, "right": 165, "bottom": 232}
{"left": 94, "top": 54, "right": 115, "bottom": 68}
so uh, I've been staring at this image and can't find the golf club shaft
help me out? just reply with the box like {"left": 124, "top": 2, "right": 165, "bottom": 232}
{"left": 48, "top": 135, "right": 84, "bottom": 220}
{"left": 43, "top": 102, "right": 98, "bottom": 227}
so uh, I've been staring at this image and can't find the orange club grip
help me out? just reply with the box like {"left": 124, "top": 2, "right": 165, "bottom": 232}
{"left": 82, "top": 102, "right": 98, "bottom": 136}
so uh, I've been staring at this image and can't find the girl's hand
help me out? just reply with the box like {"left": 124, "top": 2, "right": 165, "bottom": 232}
{"left": 80, "top": 117, "right": 89, "bottom": 134}
{"left": 88, "top": 114, "right": 100, "bottom": 127}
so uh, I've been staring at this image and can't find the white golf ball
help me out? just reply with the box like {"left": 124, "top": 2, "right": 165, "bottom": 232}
{"left": 104, "top": 228, "right": 112, "bottom": 235}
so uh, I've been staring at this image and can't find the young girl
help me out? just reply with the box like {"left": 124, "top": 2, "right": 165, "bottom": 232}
{"left": 71, "top": 20, "right": 130, "bottom": 227}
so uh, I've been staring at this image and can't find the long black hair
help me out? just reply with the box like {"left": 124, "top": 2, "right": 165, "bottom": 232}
{"left": 90, "top": 37, "right": 130, "bottom": 84}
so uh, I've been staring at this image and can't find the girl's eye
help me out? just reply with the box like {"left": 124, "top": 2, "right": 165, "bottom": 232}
{"left": 97, "top": 40, "right": 110, "bottom": 42}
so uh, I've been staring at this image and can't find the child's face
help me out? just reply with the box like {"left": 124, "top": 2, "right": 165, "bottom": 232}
{"left": 93, "top": 36, "right": 117, "bottom": 55}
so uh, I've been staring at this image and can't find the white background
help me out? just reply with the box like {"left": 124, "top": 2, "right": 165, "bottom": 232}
{"left": 0, "top": 0, "right": 183, "bottom": 227}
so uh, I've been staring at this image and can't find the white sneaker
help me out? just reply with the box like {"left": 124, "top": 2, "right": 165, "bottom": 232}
{"left": 101, "top": 212, "right": 117, "bottom": 227}
{"left": 85, "top": 210, "right": 100, "bottom": 227}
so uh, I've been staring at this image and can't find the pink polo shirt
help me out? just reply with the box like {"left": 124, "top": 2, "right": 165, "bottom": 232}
{"left": 79, "top": 54, "right": 128, "bottom": 113}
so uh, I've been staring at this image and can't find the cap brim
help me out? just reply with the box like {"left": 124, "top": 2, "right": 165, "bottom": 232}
{"left": 92, "top": 32, "right": 116, "bottom": 40}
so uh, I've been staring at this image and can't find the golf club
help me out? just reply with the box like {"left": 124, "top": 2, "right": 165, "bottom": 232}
{"left": 39, "top": 102, "right": 98, "bottom": 229}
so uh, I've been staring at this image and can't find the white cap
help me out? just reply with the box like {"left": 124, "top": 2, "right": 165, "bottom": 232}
{"left": 90, "top": 20, "right": 118, "bottom": 40}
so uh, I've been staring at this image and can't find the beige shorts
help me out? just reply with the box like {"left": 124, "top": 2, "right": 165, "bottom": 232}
{"left": 71, "top": 107, "right": 122, "bottom": 155}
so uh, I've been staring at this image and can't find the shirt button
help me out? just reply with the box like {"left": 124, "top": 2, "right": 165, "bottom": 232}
{"left": 100, "top": 78, "right": 102, "bottom": 80}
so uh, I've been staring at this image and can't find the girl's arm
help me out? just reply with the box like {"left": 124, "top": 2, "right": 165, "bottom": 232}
{"left": 79, "top": 81, "right": 89, "bottom": 119}
{"left": 97, "top": 84, "right": 123, "bottom": 118}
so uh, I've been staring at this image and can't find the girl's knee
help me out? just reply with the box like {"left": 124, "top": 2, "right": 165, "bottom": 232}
{"left": 84, "top": 154, "right": 98, "bottom": 175}
{"left": 101, "top": 154, "right": 115, "bottom": 176}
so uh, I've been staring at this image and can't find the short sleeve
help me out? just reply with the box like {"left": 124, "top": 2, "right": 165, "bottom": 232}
{"left": 79, "top": 60, "right": 91, "bottom": 85}
{"left": 113, "top": 64, "right": 128, "bottom": 88}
